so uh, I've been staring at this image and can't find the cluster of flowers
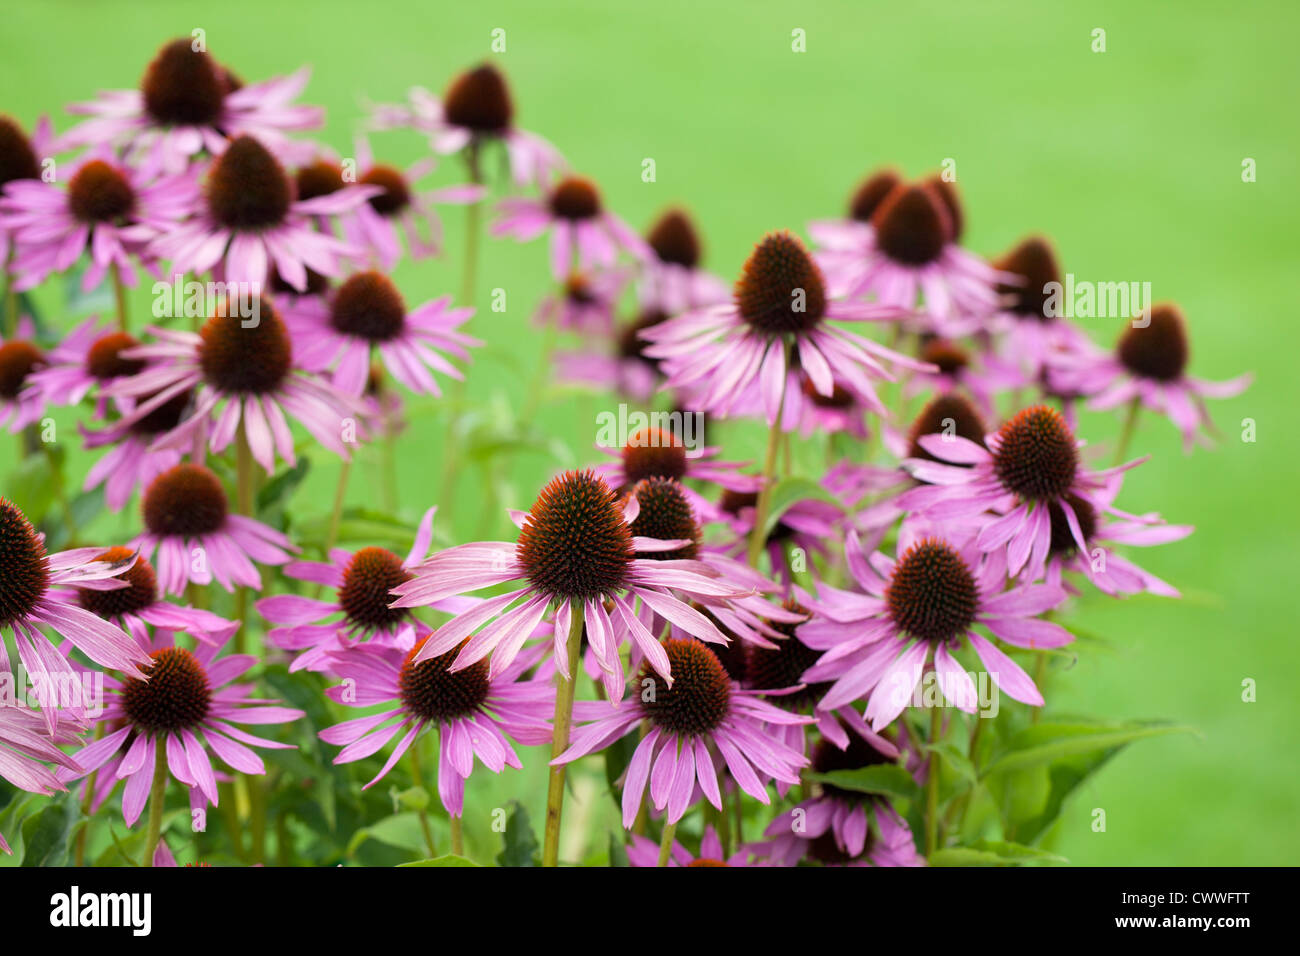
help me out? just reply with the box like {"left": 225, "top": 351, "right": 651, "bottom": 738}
{"left": 0, "top": 37, "right": 1247, "bottom": 866}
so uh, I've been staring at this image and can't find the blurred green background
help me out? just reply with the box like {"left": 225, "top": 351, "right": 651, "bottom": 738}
{"left": 3, "top": 0, "right": 1294, "bottom": 865}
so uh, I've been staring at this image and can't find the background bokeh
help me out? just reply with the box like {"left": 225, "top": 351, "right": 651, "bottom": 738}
{"left": 3, "top": 0, "right": 1294, "bottom": 865}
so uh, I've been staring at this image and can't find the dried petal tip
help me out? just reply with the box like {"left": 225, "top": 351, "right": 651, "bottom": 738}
{"left": 735, "top": 231, "right": 827, "bottom": 334}
{"left": 1117, "top": 303, "right": 1188, "bottom": 382}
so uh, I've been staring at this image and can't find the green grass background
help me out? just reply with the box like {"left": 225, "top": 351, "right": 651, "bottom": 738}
{"left": 3, "top": 0, "right": 1295, "bottom": 865}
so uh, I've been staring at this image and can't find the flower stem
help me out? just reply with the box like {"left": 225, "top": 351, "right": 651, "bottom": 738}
{"left": 1032, "top": 651, "right": 1049, "bottom": 724}
{"left": 450, "top": 816, "right": 464, "bottom": 857}
{"left": 460, "top": 142, "right": 482, "bottom": 308}
{"left": 925, "top": 704, "right": 943, "bottom": 858}
{"left": 542, "top": 599, "right": 585, "bottom": 867}
{"left": 2, "top": 250, "right": 17, "bottom": 338}
{"left": 409, "top": 742, "right": 437, "bottom": 859}
{"left": 656, "top": 819, "right": 677, "bottom": 867}
{"left": 233, "top": 426, "right": 255, "bottom": 655}
{"left": 73, "top": 723, "right": 107, "bottom": 866}
{"left": 746, "top": 343, "right": 791, "bottom": 567}
{"left": 141, "top": 736, "right": 169, "bottom": 867}
{"left": 1113, "top": 397, "right": 1141, "bottom": 466}
{"left": 112, "top": 269, "right": 129, "bottom": 333}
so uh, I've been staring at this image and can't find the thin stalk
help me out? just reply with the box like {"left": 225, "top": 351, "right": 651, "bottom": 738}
{"left": 1032, "top": 651, "right": 1049, "bottom": 724}
{"left": 542, "top": 600, "right": 585, "bottom": 867}
{"left": 141, "top": 736, "right": 168, "bottom": 866}
{"left": 450, "top": 816, "right": 464, "bottom": 858}
{"left": 73, "top": 723, "right": 107, "bottom": 865}
{"left": 233, "top": 427, "right": 255, "bottom": 655}
{"left": 460, "top": 142, "right": 482, "bottom": 307}
{"left": 746, "top": 342, "right": 791, "bottom": 566}
{"left": 925, "top": 705, "right": 943, "bottom": 858}
{"left": 112, "top": 269, "right": 129, "bottom": 333}
{"left": 657, "top": 819, "right": 678, "bottom": 867}
{"left": 1113, "top": 397, "right": 1141, "bottom": 466}
{"left": 409, "top": 741, "right": 437, "bottom": 858}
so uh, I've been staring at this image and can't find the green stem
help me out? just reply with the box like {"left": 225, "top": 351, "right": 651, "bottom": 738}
{"left": 1032, "top": 651, "right": 1048, "bottom": 724}
{"left": 657, "top": 819, "right": 678, "bottom": 867}
{"left": 460, "top": 142, "right": 482, "bottom": 308}
{"left": 450, "top": 816, "right": 464, "bottom": 858}
{"left": 542, "top": 599, "right": 585, "bottom": 867}
{"left": 1113, "top": 397, "right": 1141, "bottom": 466}
{"left": 112, "top": 269, "right": 129, "bottom": 333}
{"left": 925, "top": 705, "right": 943, "bottom": 858}
{"left": 74, "top": 723, "right": 107, "bottom": 866}
{"left": 746, "top": 346, "right": 791, "bottom": 566}
{"left": 141, "top": 736, "right": 168, "bottom": 867}
{"left": 233, "top": 426, "right": 254, "bottom": 655}
{"left": 409, "top": 742, "right": 437, "bottom": 858}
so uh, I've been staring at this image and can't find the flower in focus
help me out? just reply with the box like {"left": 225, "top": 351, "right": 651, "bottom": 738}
{"left": 131, "top": 463, "right": 294, "bottom": 595}
{"left": 58, "top": 630, "right": 304, "bottom": 825}
{"left": 283, "top": 270, "right": 478, "bottom": 396}
{"left": 643, "top": 231, "right": 924, "bottom": 426}
{"left": 390, "top": 469, "right": 746, "bottom": 701}
{"left": 801, "top": 529, "right": 1071, "bottom": 728}
{"left": 319, "top": 633, "right": 553, "bottom": 814}
{"left": 109, "top": 296, "right": 363, "bottom": 473}
{"left": 556, "top": 637, "right": 811, "bottom": 827}
{"left": 63, "top": 38, "right": 323, "bottom": 176}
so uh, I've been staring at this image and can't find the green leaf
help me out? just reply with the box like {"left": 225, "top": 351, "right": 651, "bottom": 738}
{"left": 805, "top": 764, "right": 922, "bottom": 804}
{"left": 20, "top": 793, "right": 83, "bottom": 867}
{"left": 981, "top": 721, "right": 1197, "bottom": 778}
{"left": 297, "top": 507, "right": 416, "bottom": 551}
{"left": 346, "top": 812, "right": 428, "bottom": 856}
{"left": 930, "top": 840, "right": 1067, "bottom": 867}
{"left": 256, "top": 458, "right": 310, "bottom": 525}
{"left": 760, "top": 477, "right": 842, "bottom": 542}
{"left": 399, "top": 855, "right": 483, "bottom": 867}
{"left": 920, "top": 740, "right": 977, "bottom": 785}
{"left": 603, "top": 733, "right": 639, "bottom": 811}
{"left": 495, "top": 801, "right": 540, "bottom": 867}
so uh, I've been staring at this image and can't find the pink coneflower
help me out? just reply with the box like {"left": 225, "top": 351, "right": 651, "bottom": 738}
{"left": 592, "top": 425, "right": 759, "bottom": 522}
{"left": 813, "top": 179, "right": 1004, "bottom": 334}
{"left": 1052, "top": 304, "right": 1252, "bottom": 451}
{"left": 0, "top": 499, "right": 150, "bottom": 705}
{"left": 149, "top": 135, "right": 370, "bottom": 292}
{"left": 63, "top": 39, "right": 322, "bottom": 177}
{"left": 131, "top": 463, "right": 294, "bottom": 595}
{"left": 492, "top": 175, "right": 649, "bottom": 279}
{"left": 108, "top": 297, "right": 362, "bottom": 474}
{"left": 639, "top": 208, "right": 730, "bottom": 315}
{"left": 757, "top": 721, "right": 923, "bottom": 866}
{"left": 319, "top": 634, "right": 553, "bottom": 813}
{"left": 294, "top": 139, "right": 486, "bottom": 270}
{"left": 554, "top": 307, "right": 667, "bottom": 401}
{"left": 642, "top": 231, "right": 921, "bottom": 426}
{"left": 989, "top": 236, "right": 1095, "bottom": 380}
{"left": 282, "top": 271, "right": 477, "bottom": 397}
{"left": 0, "top": 147, "right": 192, "bottom": 294}
{"left": 390, "top": 470, "right": 746, "bottom": 701}
{"left": 65, "top": 546, "right": 238, "bottom": 647}
{"left": 0, "top": 317, "right": 47, "bottom": 432}
{"left": 801, "top": 530, "right": 1071, "bottom": 728}
{"left": 1038, "top": 491, "right": 1192, "bottom": 597}
{"left": 555, "top": 637, "right": 811, "bottom": 827}
{"left": 369, "top": 63, "right": 563, "bottom": 188}
{"left": 79, "top": 388, "right": 189, "bottom": 512}
{"left": 897, "top": 404, "right": 1147, "bottom": 581}
{"left": 534, "top": 267, "right": 629, "bottom": 334}
{"left": 57, "top": 630, "right": 304, "bottom": 826}
{"left": 626, "top": 824, "right": 752, "bottom": 866}
{"left": 257, "top": 507, "right": 437, "bottom": 672}
{"left": 27, "top": 315, "right": 149, "bottom": 414}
